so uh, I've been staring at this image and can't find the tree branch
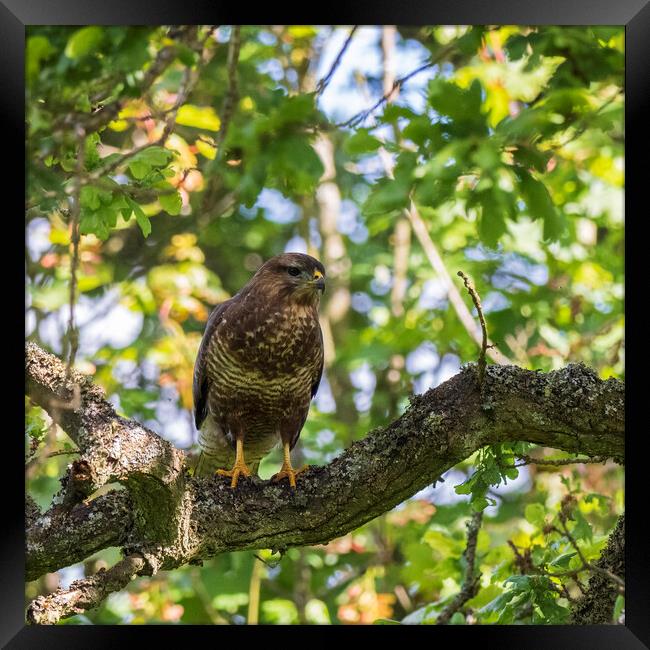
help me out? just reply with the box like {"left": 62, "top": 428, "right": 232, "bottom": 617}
{"left": 457, "top": 271, "right": 489, "bottom": 385}
{"left": 437, "top": 510, "right": 483, "bottom": 624}
{"left": 570, "top": 514, "right": 625, "bottom": 624}
{"left": 336, "top": 42, "right": 455, "bottom": 128}
{"left": 27, "top": 555, "right": 146, "bottom": 625}
{"left": 315, "top": 26, "right": 358, "bottom": 96}
{"left": 25, "top": 342, "right": 624, "bottom": 623}
{"left": 26, "top": 491, "right": 134, "bottom": 583}
{"left": 25, "top": 342, "right": 185, "bottom": 545}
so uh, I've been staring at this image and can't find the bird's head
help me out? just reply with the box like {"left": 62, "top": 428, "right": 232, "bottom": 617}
{"left": 251, "top": 253, "right": 326, "bottom": 306}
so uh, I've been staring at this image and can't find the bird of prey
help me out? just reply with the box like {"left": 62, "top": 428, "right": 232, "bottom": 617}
{"left": 193, "top": 252, "right": 325, "bottom": 488}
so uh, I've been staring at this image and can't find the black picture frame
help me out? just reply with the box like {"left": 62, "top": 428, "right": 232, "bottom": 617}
{"left": 9, "top": 1, "right": 648, "bottom": 646}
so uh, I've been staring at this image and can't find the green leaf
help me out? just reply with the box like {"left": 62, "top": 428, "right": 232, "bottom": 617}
{"left": 126, "top": 197, "right": 151, "bottom": 237}
{"left": 343, "top": 129, "right": 382, "bottom": 155}
{"left": 456, "top": 27, "right": 485, "bottom": 55}
{"left": 381, "top": 104, "right": 418, "bottom": 123}
{"left": 513, "top": 145, "right": 551, "bottom": 174}
{"left": 548, "top": 551, "right": 577, "bottom": 569}
{"left": 84, "top": 133, "right": 102, "bottom": 171}
{"left": 26, "top": 35, "right": 56, "bottom": 83}
{"left": 402, "top": 117, "right": 441, "bottom": 147}
{"left": 571, "top": 509, "right": 593, "bottom": 542}
{"left": 80, "top": 210, "right": 110, "bottom": 240}
{"left": 128, "top": 160, "right": 150, "bottom": 180}
{"left": 524, "top": 503, "right": 546, "bottom": 528}
{"left": 362, "top": 178, "right": 410, "bottom": 216}
{"left": 505, "top": 34, "right": 529, "bottom": 60}
{"left": 25, "top": 405, "right": 49, "bottom": 443}
{"left": 176, "top": 44, "right": 198, "bottom": 67}
{"left": 159, "top": 189, "right": 182, "bottom": 215}
{"left": 516, "top": 168, "right": 564, "bottom": 240}
{"left": 477, "top": 190, "right": 508, "bottom": 248}
{"left": 65, "top": 26, "right": 105, "bottom": 59}
{"left": 613, "top": 595, "right": 624, "bottom": 621}
{"left": 80, "top": 185, "right": 102, "bottom": 210}
{"left": 428, "top": 78, "right": 485, "bottom": 134}
{"left": 127, "top": 146, "right": 173, "bottom": 180}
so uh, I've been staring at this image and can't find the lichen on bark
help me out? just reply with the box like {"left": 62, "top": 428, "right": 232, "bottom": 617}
{"left": 24, "top": 342, "right": 625, "bottom": 624}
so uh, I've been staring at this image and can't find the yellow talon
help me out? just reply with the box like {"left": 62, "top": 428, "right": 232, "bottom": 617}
{"left": 271, "top": 442, "right": 309, "bottom": 489}
{"left": 216, "top": 439, "right": 251, "bottom": 488}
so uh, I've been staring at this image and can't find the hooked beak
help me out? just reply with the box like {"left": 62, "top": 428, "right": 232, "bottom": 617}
{"left": 313, "top": 270, "right": 325, "bottom": 293}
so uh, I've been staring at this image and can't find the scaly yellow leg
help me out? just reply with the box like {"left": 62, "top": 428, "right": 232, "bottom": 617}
{"left": 216, "top": 438, "right": 251, "bottom": 488}
{"left": 271, "top": 442, "right": 309, "bottom": 489}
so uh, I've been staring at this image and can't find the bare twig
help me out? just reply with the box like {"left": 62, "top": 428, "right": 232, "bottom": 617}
{"left": 47, "top": 447, "right": 81, "bottom": 458}
{"left": 216, "top": 25, "right": 241, "bottom": 153}
{"left": 337, "top": 42, "right": 456, "bottom": 128}
{"left": 63, "top": 125, "right": 86, "bottom": 372}
{"left": 514, "top": 454, "right": 610, "bottom": 468}
{"left": 437, "top": 510, "right": 484, "bottom": 624}
{"left": 201, "top": 25, "right": 242, "bottom": 215}
{"left": 408, "top": 207, "right": 510, "bottom": 365}
{"left": 315, "top": 26, "right": 358, "bottom": 96}
{"left": 26, "top": 554, "right": 146, "bottom": 625}
{"left": 457, "top": 271, "right": 489, "bottom": 385}
{"left": 380, "top": 26, "right": 412, "bottom": 320}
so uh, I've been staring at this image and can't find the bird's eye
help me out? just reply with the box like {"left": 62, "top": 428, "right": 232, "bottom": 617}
{"left": 287, "top": 267, "right": 301, "bottom": 277}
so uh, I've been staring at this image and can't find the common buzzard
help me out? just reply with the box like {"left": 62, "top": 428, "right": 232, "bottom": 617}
{"left": 193, "top": 253, "right": 325, "bottom": 488}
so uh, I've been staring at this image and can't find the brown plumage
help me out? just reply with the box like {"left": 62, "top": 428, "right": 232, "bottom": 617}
{"left": 193, "top": 252, "right": 325, "bottom": 488}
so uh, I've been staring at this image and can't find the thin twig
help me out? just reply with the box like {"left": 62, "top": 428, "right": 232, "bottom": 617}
{"left": 336, "top": 42, "right": 456, "bottom": 128}
{"left": 457, "top": 271, "right": 489, "bottom": 385}
{"left": 407, "top": 201, "right": 510, "bottom": 364}
{"left": 47, "top": 448, "right": 81, "bottom": 459}
{"left": 315, "top": 26, "right": 358, "bottom": 96}
{"left": 515, "top": 454, "right": 610, "bottom": 468}
{"left": 201, "top": 26, "right": 242, "bottom": 215}
{"left": 64, "top": 125, "right": 86, "bottom": 373}
{"left": 437, "top": 510, "right": 484, "bottom": 624}
{"left": 216, "top": 26, "right": 241, "bottom": 153}
{"left": 381, "top": 26, "right": 412, "bottom": 320}
{"left": 557, "top": 518, "right": 625, "bottom": 592}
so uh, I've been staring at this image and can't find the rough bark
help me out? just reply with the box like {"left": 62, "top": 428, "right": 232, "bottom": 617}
{"left": 25, "top": 341, "right": 185, "bottom": 546}
{"left": 570, "top": 514, "right": 625, "bottom": 624}
{"left": 25, "top": 342, "right": 624, "bottom": 623}
{"left": 26, "top": 491, "right": 133, "bottom": 582}
{"left": 27, "top": 555, "right": 146, "bottom": 625}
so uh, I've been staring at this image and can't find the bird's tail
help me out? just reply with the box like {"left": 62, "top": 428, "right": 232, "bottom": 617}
{"left": 194, "top": 450, "right": 223, "bottom": 478}
{"left": 193, "top": 417, "right": 261, "bottom": 477}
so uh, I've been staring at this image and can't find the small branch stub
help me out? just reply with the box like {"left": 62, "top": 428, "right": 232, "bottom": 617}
{"left": 457, "top": 270, "right": 489, "bottom": 385}
{"left": 25, "top": 342, "right": 624, "bottom": 623}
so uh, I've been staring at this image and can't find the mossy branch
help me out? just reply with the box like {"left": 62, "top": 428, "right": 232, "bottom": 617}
{"left": 25, "top": 342, "right": 624, "bottom": 624}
